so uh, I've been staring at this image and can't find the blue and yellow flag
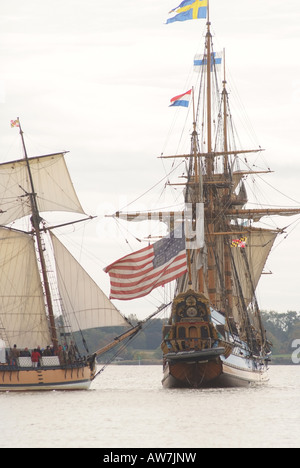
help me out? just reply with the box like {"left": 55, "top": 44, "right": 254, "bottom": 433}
{"left": 167, "top": 0, "right": 207, "bottom": 24}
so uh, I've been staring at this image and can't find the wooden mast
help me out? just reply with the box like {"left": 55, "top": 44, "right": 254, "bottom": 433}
{"left": 222, "top": 48, "right": 229, "bottom": 175}
{"left": 221, "top": 49, "right": 234, "bottom": 318}
{"left": 189, "top": 86, "right": 206, "bottom": 292}
{"left": 189, "top": 86, "right": 199, "bottom": 288}
{"left": 205, "top": 3, "right": 217, "bottom": 306}
{"left": 191, "top": 85, "right": 205, "bottom": 294}
{"left": 18, "top": 119, "right": 58, "bottom": 350}
{"left": 206, "top": 3, "right": 213, "bottom": 175}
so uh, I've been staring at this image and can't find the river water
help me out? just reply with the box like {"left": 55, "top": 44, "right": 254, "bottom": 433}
{"left": 0, "top": 365, "right": 299, "bottom": 448}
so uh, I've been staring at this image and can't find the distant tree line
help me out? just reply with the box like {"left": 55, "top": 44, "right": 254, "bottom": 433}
{"left": 74, "top": 311, "right": 300, "bottom": 363}
{"left": 261, "top": 311, "right": 300, "bottom": 356}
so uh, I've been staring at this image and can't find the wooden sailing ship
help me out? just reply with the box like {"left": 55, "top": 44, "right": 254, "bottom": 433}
{"left": 105, "top": 2, "right": 300, "bottom": 388}
{"left": 0, "top": 119, "right": 144, "bottom": 391}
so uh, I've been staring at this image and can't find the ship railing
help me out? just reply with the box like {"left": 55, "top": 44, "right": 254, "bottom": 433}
{"left": 0, "top": 356, "right": 88, "bottom": 371}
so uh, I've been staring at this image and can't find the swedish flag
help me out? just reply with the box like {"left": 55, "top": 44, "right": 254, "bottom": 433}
{"left": 167, "top": 0, "right": 207, "bottom": 24}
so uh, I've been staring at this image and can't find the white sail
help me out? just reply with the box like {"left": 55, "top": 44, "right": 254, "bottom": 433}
{"left": 0, "top": 153, "right": 85, "bottom": 226}
{"left": 50, "top": 233, "right": 129, "bottom": 332}
{"left": 0, "top": 228, "right": 51, "bottom": 349}
{"left": 231, "top": 228, "right": 278, "bottom": 319}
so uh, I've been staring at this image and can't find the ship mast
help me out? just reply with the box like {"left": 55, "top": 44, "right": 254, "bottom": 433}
{"left": 187, "top": 87, "right": 202, "bottom": 287}
{"left": 205, "top": 6, "right": 217, "bottom": 306}
{"left": 18, "top": 119, "right": 58, "bottom": 350}
{"left": 221, "top": 49, "right": 234, "bottom": 317}
{"left": 206, "top": 3, "right": 213, "bottom": 160}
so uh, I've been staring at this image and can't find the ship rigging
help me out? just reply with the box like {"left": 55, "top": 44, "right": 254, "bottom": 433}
{"left": 105, "top": 0, "right": 300, "bottom": 387}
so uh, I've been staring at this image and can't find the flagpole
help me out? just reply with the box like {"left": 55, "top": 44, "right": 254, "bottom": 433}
{"left": 192, "top": 86, "right": 196, "bottom": 125}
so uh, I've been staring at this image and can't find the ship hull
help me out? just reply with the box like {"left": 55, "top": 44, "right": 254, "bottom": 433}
{"left": 162, "top": 353, "right": 269, "bottom": 389}
{"left": 0, "top": 364, "right": 95, "bottom": 392}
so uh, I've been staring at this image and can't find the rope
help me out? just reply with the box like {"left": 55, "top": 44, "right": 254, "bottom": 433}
{"left": 92, "top": 302, "right": 171, "bottom": 381}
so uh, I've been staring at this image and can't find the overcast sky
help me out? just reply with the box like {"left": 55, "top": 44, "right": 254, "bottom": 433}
{"left": 0, "top": 0, "right": 300, "bottom": 320}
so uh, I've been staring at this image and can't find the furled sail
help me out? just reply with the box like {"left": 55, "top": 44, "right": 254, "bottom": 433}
{"left": 0, "top": 228, "right": 51, "bottom": 348}
{"left": 50, "top": 233, "right": 129, "bottom": 332}
{"left": 0, "top": 339, "right": 5, "bottom": 363}
{"left": 0, "top": 153, "right": 85, "bottom": 226}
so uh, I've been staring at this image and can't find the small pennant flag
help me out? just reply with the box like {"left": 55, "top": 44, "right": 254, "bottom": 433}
{"left": 169, "top": 89, "right": 192, "bottom": 108}
{"left": 231, "top": 237, "right": 247, "bottom": 248}
{"left": 10, "top": 119, "right": 20, "bottom": 128}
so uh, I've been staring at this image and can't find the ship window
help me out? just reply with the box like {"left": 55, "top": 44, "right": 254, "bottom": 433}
{"left": 201, "top": 327, "right": 209, "bottom": 339}
{"left": 178, "top": 327, "right": 186, "bottom": 339}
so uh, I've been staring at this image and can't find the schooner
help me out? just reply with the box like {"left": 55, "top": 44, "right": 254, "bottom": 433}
{"left": 0, "top": 119, "right": 146, "bottom": 391}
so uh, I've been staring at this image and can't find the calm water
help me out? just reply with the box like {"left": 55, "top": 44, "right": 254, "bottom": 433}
{"left": 0, "top": 365, "right": 299, "bottom": 448}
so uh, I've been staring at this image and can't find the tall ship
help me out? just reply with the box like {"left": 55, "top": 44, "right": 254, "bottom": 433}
{"left": 105, "top": 1, "right": 300, "bottom": 388}
{"left": 0, "top": 119, "right": 146, "bottom": 391}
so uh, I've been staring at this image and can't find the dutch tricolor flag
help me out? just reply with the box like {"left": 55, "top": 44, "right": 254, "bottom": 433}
{"left": 169, "top": 89, "right": 192, "bottom": 108}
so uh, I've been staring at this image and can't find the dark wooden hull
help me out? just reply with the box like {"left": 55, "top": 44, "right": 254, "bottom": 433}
{"left": 162, "top": 354, "right": 269, "bottom": 389}
{"left": 162, "top": 359, "right": 222, "bottom": 388}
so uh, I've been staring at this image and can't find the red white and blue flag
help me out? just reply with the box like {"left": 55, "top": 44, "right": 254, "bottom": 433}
{"left": 104, "top": 227, "right": 187, "bottom": 300}
{"left": 169, "top": 89, "right": 192, "bottom": 108}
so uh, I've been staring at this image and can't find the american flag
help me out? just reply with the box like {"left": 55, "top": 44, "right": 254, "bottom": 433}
{"left": 104, "top": 227, "right": 187, "bottom": 301}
